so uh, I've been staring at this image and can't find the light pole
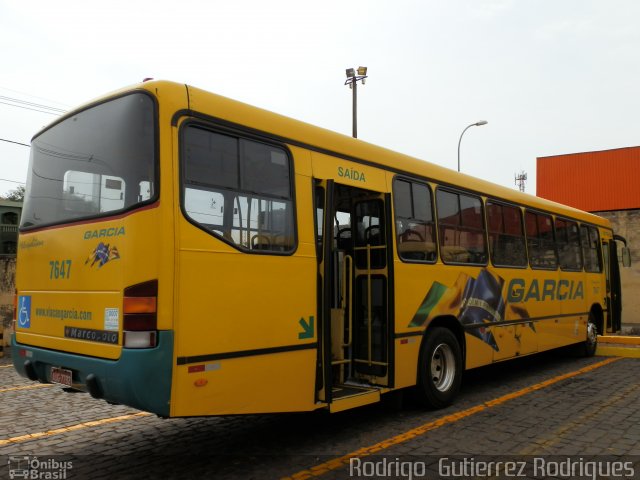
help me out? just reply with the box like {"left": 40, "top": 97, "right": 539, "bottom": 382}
{"left": 345, "top": 66, "right": 368, "bottom": 138}
{"left": 457, "top": 120, "right": 488, "bottom": 172}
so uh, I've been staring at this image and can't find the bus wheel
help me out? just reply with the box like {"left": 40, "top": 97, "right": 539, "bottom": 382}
{"left": 583, "top": 314, "right": 598, "bottom": 357}
{"left": 416, "top": 327, "right": 462, "bottom": 409}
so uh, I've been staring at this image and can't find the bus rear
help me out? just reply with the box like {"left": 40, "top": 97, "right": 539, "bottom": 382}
{"left": 12, "top": 89, "right": 174, "bottom": 416}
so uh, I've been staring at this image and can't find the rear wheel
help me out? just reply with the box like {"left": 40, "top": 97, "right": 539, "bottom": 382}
{"left": 416, "top": 327, "right": 462, "bottom": 409}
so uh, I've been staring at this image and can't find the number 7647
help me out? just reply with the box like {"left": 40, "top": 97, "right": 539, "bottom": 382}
{"left": 49, "top": 260, "right": 72, "bottom": 279}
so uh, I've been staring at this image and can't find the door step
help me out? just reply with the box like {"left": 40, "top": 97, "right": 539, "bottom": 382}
{"left": 330, "top": 384, "right": 380, "bottom": 413}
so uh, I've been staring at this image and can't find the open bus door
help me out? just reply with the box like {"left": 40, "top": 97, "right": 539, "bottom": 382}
{"left": 603, "top": 235, "right": 630, "bottom": 333}
{"left": 314, "top": 179, "right": 394, "bottom": 412}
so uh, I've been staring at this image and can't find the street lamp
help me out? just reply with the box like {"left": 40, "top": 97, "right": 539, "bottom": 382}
{"left": 345, "top": 66, "right": 368, "bottom": 138}
{"left": 457, "top": 120, "right": 488, "bottom": 172}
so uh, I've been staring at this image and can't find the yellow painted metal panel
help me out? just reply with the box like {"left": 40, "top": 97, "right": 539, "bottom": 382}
{"left": 172, "top": 350, "right": 318, "bottom": 416}
{"left": 175, "top": 249, "right": 316, "bottom": 355}
{"left": 16, "top": 206, "right": 169, "bottom": 358}
{"left": 289, "top": 146, "right": 313, "bottom": 177}
{"left": 311, "top": 151, "right": 387, "bottom": 192}
{"left": 393, "top": 337, "right": 421, "bottom": 389}
{"left": 465, "top": 335, "right": 494, "bottom": 369}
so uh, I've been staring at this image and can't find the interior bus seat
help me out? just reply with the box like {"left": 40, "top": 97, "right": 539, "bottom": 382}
{"left": 272, "top": 234, "right": 293, "bottom": 252}
{"left": 440, "top": 246, "right": 470, "bottom": 263}
{"left": 398, "top": 240, "right": 437, "bottom": 261}
{"left": 250, "top": 233, "right": 294, "bottom": 252}
{"left": 251, "top": 233, "right": 273, "bottom": 251}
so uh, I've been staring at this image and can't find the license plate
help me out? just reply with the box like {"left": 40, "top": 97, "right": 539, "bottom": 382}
{"left": 50, "top": 367, "right": 72, "bottom": 387}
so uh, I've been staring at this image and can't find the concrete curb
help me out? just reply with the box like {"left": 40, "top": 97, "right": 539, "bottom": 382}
{"left": 596, "top": 335, "right": 640, "bottom": 358}
{"left": 598, "top": 335, "right": 640, "bottom": 345}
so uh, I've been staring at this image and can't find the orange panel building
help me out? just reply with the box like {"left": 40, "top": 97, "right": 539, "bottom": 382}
{"left": 537, "top": 146, "right": 640, "bottom": 212}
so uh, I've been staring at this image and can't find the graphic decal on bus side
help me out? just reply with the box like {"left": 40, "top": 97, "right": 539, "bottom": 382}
{"left": 83, "top": 227, "right": 125, "bottom": 240}
{"left": 19, "top": 238, "right": 44, "bottom": 250}
{"left": 85, "top": 242, "right": 120, "bottom": 268}
{"left": 338, "top": 166, "right": 366, "bottom": 182}
{"left": 506, "top": 278, "right": 584, "bottom": 302}
{"left": 408, "top": 269, "right": 546, "bottom": 351}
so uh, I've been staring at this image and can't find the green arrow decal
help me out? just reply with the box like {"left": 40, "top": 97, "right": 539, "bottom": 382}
{"left": 298, "top": 316, "right": 314, "bottom": 339}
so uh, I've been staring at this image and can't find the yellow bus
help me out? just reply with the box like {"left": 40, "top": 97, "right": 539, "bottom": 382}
{"left": 12, "top": 80, "right": 630, "bottom": 416}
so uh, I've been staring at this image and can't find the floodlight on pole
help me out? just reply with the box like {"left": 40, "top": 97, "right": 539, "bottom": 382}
{"left": 457, "top": 120, "right": 488, "bottom": 172}
{"left": 344, "top": 66, "right": 368, "bottom": 138}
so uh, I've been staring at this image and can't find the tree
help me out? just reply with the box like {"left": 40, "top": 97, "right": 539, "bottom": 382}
{"left": 3, "top": 185, "right": 25, "bottom": 201}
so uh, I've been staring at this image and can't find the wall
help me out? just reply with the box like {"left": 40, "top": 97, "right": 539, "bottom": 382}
{"left": 596, "top": 210, "right": 640, "bottom": 330}
{"left": 0, "top": 256, "right": 16, "bottom": 357}
{"left": 537, "top": 147, "right": 640, "bottom": 212}
{"left": 0, "top": 200, "right": 22, "bottom": 254}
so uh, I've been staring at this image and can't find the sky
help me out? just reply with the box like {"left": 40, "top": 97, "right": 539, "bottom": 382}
{"left": 1, "top": 0, "right": 640, "bottom": 198}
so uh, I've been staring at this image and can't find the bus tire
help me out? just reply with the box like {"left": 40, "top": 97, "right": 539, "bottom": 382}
{"left": 583, "top": 313, "right": 598, "bottom": 357}
{"left": 416, "top": 327, "right": 462, "bottom": 409}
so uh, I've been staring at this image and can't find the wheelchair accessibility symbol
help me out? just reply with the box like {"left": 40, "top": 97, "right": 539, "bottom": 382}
{"left": 18, "top": 296, "right": 31, "bottom": 329}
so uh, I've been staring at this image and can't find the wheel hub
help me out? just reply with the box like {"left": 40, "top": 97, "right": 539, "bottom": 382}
{"left": 430, "top": 343, "right": 456, "bottom": 392}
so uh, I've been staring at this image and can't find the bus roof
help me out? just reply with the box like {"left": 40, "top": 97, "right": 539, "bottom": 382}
{"left": 44, "top": 79, "right": 611, "bottom": 230}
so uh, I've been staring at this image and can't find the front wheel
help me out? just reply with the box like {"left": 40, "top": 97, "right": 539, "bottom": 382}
{"left": 416, "top": 327, "right": 462, "bottom": 409}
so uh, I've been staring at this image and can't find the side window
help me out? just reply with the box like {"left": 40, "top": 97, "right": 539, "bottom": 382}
{"left": 486, "top": 201, "right": 527, "bottom": 267}
{"left": 182, "top": 125, "right": 295, "bottom": 253}
{"left": 1, "top": 212, "right": 18, "bottom": 225}
{"left": 393, "top": 179, "right": 436, "bottom": 262}
{"left": 556, "top": 218, "right": 583, "bottom": 271}
{"left": 436, "top": 189, "right": 487, "bottom": 265}
{"left": 525, "top": 211, "right": 557, "bottom": 269}
{"left": 581, "top": 225, "right": 602, "bottom": 273}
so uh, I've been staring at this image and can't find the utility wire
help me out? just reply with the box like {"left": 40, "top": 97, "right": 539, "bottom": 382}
{"left": 0, "top": 95, "right": 66, "bottom": 113}
{"left": 0, "top": 99, "right": 62, "bottom": 116}
{"left": 0, "top": 138, "right": 29, "bottom": 147}
{"left": 0, "top": 178, "right": 26, "bottom": 185}
{"left": 0, "top": 87, "right": 69, "bottom": 117}
{"left": 0, "top": 85, "right": 70, "bottom": 109}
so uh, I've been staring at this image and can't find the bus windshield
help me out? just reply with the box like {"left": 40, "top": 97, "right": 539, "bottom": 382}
{"left": 20, "top": 92, "right": 156, "bottom": 229}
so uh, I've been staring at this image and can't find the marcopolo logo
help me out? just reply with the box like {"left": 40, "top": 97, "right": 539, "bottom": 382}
{"left": 83, "top": 226, "right": 125, "bottom": 240}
